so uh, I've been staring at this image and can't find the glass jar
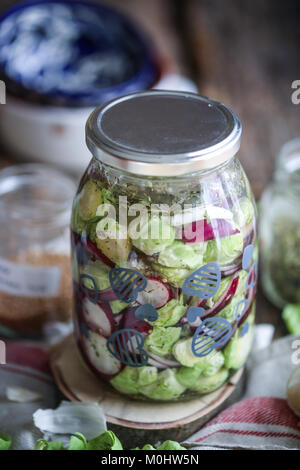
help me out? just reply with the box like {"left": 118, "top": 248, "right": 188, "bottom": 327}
{"left": 0, "top": 163, "right": 76, "bottom": 337}
{"left": 260, "top": 138, "right": 300, "bottom": 308}
{"left": 71, "top": 91, "right": 258, "bottom": 402}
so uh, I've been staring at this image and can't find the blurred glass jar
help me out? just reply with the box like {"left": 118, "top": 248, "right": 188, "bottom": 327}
{"left": 260, "top": 138, "right": 300, "bottom": 308}
{"left": 0, "top": 164, "right": 76, "bottom": 336}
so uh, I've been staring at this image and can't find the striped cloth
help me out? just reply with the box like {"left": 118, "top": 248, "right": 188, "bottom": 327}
{"left": 186, "top": 397, "right": 300, "bottom": 450}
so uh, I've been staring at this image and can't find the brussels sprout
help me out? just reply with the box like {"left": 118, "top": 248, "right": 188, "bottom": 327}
{"left": 157, "top": 441, "right": 186, "bottom": 450}
{"left": 240, "top": 197, "right": 255, "bottom": 224}
{"left": 176, "top": 366, "right": 202, "bottom": 388}
{"left": 155, "top": 299, "right": 187, "bottom": 327}
{"left": 205, "top": 233, "right": 243, "bottom": 266}
{"left": 81, "top": 260, "right": 110, "bottom": 291}
{"left": 134, "top": 444, "right": 156, "bottom": 450}
{"left": 96, "top": 218, "right": 131, "bottom": 264}
{"left": 186, "top": 241, "right": 208, "bottom": 256}
{"left": 87, "top": 431, "right": 123, "bottom": 450}
{"left": 72, "top": 251, "right": 80, "bottom": 283}
{"left": 173, "top": 337, "right": 224, "bottom": 373}
{"left": 202, "top": 351, "right": 225, "bottom": 377}
{"left": 224, "top": 323, "right": 254, "bottom": 370}
{"left": 72, "top": 196, "right": 87, "bottom": 234}
{"left": 235, "top": 270, "right": 248, "bottom": 297}
{"left": 206, "top": 274, "right": 235, "bottom": 309}
{"left": 282, "top": 304, "right": 300, "bottom": 335}
{"left": 173, "top": 337, "right": 204, "bottom": 368}
{"left": 110, "top": 367, "right": 139, "bottom": 395}
{"left": 35, "top": 439, "right": 64, "bottom": 450}
{"left": 152, "top": 264, "right": 192, "bottom": 288}
{"left": 218, "top": 295, "right": 244, "bottom": 322}
{"left": 87, "top": 221, "right": 98, "bottom": 243}
{"left": 137, "top": 366, "right": 158, "bottom": 388}
{"left": 191, "top": 368, "right": 229, "bottom": 394}
{"left": 132, "top": 217, "right": 175, "bottom": 256}
{"left": 145, "top": 326, "right": 181, "bottom": 357}
{"left": 78, "top": 180, "right": 103, "bottom": 221}
{"left": 158, "top": 241, "right": 204, "bottom": 269}
{"left": 101, "top": 188, "right": 116, "bottom": 205}
{"left": 0, "top": 433, "right": 12, "bottom": 450}
{"left": 140, "top": 369, "right": 186, "bottom": 401}
{"left": 110, "top": 299, "right": 128, "bottom": 314}
{"left": 68, "top": 433, "right": 87, "bottom": 450}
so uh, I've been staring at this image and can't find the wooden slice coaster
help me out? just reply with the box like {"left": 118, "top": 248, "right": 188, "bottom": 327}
{"left": 48, "top": 335, "right": 245, "bottom": 447}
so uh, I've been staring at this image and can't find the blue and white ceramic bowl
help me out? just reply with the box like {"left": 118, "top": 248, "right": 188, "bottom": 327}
{"left": 0, "top": 1, "right": 196, "bottom": 173}
{"left": 0, "top": 0, "right": 159, "bottom": 106}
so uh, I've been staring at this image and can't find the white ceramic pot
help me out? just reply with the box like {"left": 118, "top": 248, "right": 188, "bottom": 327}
{"left": 0, "top": 74, "right": 197, "bottom": 175}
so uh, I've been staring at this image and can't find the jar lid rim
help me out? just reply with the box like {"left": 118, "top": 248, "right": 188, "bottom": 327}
{"left": 86, "top": 90, "right": 242, "bottom": 176}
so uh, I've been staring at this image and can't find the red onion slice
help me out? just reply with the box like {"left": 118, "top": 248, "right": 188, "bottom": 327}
{"left": 182, "top": 218, "right": 239, "bottom": 243}
{"left": 148, "top": 353, "right": 180, "bottom": 368}
{"left": 198, "top": 274, "right": 239, "bottom": 321}
{"left": 122, "top": 308, "right": 152, "bottom": 334}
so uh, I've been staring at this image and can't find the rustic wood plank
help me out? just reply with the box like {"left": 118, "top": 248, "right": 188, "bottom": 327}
{"left": 186, "top": 0, "right": 300, "bottom": 198}
{"left": 184, "top": 0, "right": 300, "bottom": 332}
{"left": 107, "top": 0, "right": 187, "bottom": 74}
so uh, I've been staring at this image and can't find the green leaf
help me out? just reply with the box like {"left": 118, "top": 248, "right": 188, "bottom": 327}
{"left": 68, "top": 432, "right": 87, "bottom": 450}
{"left": 282, "top": 304, "right": 300, "bottom": 335}
{"left": 157, "top": 440, "right": 186, "bottom": 450}
{"left": 35, "top": 439, "right": 63, "bottom": 450}
{"left": 132, "top": 444, "right": 156, "bottom": 450}
{"left": 0, "top": 433, "right": 11, "bottom": 450}
{"left": 87, "top": 431, "right": 123, "bottom": 450}
{"left": 48, "top": 441, "right": 64, "bottom": 451}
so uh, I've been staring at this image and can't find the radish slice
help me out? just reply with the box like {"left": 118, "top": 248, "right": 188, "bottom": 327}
{"left": 80, "top": 285, "right": 118, "bottom": 303}
{"left": 148, "top": 353, "right": 180, "bottom": 368}
{"left": 122, "top": 308, "right": 152, "bottom": 334}
{"left": 82, "top": 298, "right": 114, "bottom": 337}
{"left": 136, "top": 277, "right": 170, "bottom": 309}
{"left": 182, "top": 218, "right": 239, "bottom": 243}
{"left": 195, "top": 274, "right": 239, "bottom": 321}
{"left": 83, "top": 330, "right": 122, "bottom": 376}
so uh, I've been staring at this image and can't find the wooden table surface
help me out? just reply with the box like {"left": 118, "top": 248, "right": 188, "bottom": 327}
{"left": 1, "top": 0, "right": 298, "bottom": 337}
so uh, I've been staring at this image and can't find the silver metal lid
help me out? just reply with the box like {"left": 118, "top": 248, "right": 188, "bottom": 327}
{"left": 86, "top": 90, "right": 242, "bottom": 176}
